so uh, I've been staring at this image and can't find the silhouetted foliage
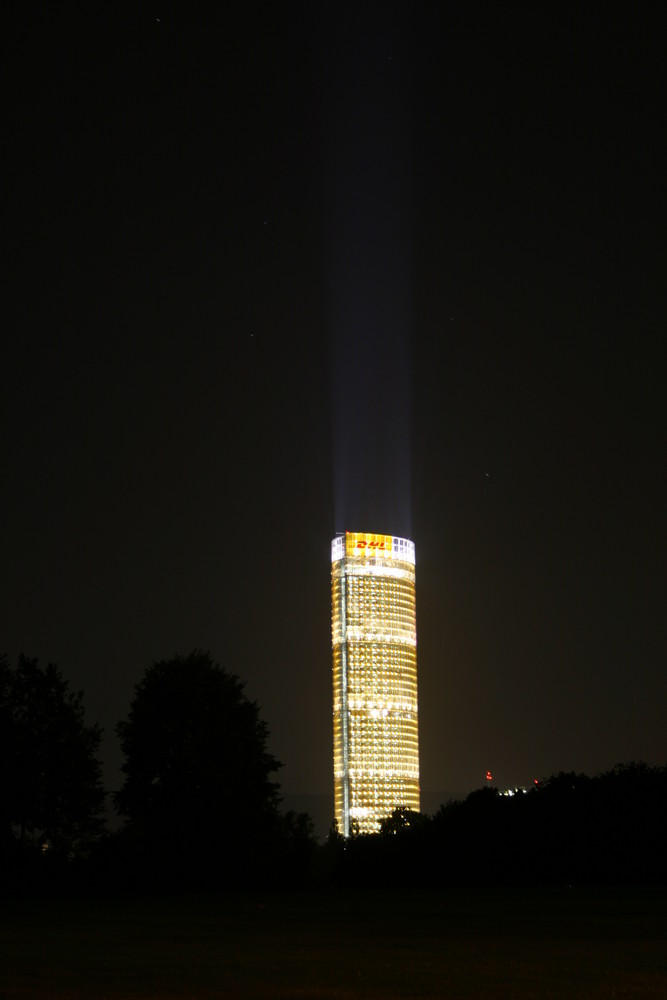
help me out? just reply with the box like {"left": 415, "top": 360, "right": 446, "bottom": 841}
{"left": 273, "top": 810, "right": 319, "bottom": 887}
{"left": 0, "top": 654, "right": 105, "bottom": 886}
{"left": 379, "top": 807, "right": 428, "bottom": 837}
{"left": 327, "top": 818, "right": 343, "bottom": 843}
{"left": 114, "top": 650, "right": 282, "bottom": 888}
{"left": 321, "top": 763, "right": 667, "bottom": 889}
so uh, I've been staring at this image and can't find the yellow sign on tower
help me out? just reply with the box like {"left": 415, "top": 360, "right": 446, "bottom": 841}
{"left": 345, "top": 531, "right": 393, "bottom": 558}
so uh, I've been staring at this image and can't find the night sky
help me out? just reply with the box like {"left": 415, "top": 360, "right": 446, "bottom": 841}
{"left": 4, "top": 4, "right": 665, "bottom": 828}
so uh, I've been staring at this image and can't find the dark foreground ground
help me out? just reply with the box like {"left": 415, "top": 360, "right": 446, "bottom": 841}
{"left": 2, "top": 887, "right": 666, "bottom": 998}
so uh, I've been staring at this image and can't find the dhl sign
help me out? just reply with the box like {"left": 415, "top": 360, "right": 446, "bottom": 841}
{"left": 346, "top": 532, "right": 393, "bottom": 558}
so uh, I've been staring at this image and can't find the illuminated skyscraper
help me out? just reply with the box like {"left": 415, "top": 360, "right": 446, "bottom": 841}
{"left": 331, "top": 531, "right": 419, "bottom": 836}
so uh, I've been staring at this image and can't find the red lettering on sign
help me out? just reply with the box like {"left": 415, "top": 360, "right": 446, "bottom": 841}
{"left": 349, "top": 535, "right": 393, "bottom": 555}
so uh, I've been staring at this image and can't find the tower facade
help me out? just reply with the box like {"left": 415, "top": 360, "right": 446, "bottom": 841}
{"left": 331, "top": 531, "right": 419, "bottom": 836}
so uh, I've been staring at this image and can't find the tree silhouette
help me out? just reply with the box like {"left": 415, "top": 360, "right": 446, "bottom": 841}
{"left": 114, "top": 650, "right": 282, "bottom": 886}
{"left": 379, "top": 807, "right": 428, "bottom": 836}
{"left": 0, "top": 654, "right": 105, "bottom": 865}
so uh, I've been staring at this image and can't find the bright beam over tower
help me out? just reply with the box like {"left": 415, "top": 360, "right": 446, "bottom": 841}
{"left": 331, "top": 531, "right": 420, "bottom": 836}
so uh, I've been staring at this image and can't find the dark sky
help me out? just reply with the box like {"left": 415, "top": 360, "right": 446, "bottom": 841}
{"left": 3, "top": 4, "right": 665, "bottom": 819}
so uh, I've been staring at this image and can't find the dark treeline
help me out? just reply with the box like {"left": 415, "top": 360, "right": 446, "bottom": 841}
{"left": 2, "top": 652, "right": 665, "bottom": 893}
{"left": 1, "top": 651, "right": 317, "bottom": 894}
{"left": 325, "top": 763, "right": 667, "bottom": 889}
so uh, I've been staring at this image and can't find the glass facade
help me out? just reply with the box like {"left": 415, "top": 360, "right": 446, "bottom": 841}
{"left": 331, "top": 531, "right": 419, "bottom": 836}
